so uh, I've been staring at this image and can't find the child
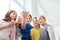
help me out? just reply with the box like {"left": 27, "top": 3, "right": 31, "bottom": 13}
{"left": 30, "top": 17, "right": 42, "bottom": 40}
{"left": 18, "top": 11, "right": 33, "bottom": 40}
{"left": 39, "top": 16, "right": 55, "bottom": 40}
{"left": 0, "top": 10, "right": 17, "bottom": 40}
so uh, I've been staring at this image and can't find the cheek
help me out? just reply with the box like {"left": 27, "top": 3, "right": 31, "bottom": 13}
{"left": 28, "top": 19, "right": 31, "bottom": 22}
{"left": 39, "top": 20, "right": 43, "bottom": 24}
{"left": 10, "top": 14, "right": 13, "bottom": 18}
{"left": 14, "top": 15, "right": 17, "bottom": 18}
{"left": 33, "top": 22, "right": 38, "bottom": 25}
{"left": 10, "top": 15, "right": 16, "bottom": 20}
{"left": 26, "top": 19, "right": 28, "bottom": 21}
{"left": 40, "top": 20, "right": 45, "bottom": 24}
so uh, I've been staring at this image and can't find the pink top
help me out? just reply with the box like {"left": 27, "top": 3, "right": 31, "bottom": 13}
{"left": 0, "top": 20, "right": 16, "bottom": 40}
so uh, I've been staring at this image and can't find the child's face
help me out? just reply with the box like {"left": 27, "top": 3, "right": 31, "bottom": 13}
{"left": 26, "top": 15, "right": 32, "bottom": 23}
{"left": 33, "top": 18, "right": 39, "bottom": 26}
{"left": 18, "top": 16, "right": 22, "bottom": 22}
{"left": 10, "top": 11, "right": 17, "bottom": 20}
{"left": 39, "top": 16, "right": 46, "bottom": 25}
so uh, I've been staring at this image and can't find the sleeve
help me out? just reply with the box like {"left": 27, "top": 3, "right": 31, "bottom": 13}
{"left": 47, "top": 25, "right": 55, "bottom": 40}
{"left": 30, "top": 29, "right": 34, "bottom": 36}
{"left": 0, "top": 21, "right": 3, "bottom": 25}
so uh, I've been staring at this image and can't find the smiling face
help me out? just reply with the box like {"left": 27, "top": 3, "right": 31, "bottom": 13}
{"left": 10, "top": 11, "right": 17, "bottom": 20}
{"left": 3, "top": 10, "right": 17, "bottom": 22}
{"left": 39, "top": 16, "right": 46, "bottom": 25}
{"left": 26, "top": 15, "right": 32, "bottom": 23}
{"left": 33, "top": 17, "right": 39, "bottom": 27}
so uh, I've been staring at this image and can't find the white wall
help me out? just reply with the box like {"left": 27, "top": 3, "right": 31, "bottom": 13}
{"left": 38, "top": 0, "right": 60, "bottom": 25}
{"left": 0, "top": 0, "right": 9, "bottom": 20}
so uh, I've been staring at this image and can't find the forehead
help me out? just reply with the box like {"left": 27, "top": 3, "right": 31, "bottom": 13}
{"left": 33, "top": 18, "right": 38, "bottom": 22}
{"left": 11, "top": 11, "right": 16, "bottom": 14}
{"left": 11, "top": 12, "right": 17, "bottom": 15}
{"left": 39, "top": 16, "right": 46, "bottom": 21}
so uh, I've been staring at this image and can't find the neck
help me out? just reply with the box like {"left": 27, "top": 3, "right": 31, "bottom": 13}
{"left": 35, "top": 25, "right": 40, "bottom": 29}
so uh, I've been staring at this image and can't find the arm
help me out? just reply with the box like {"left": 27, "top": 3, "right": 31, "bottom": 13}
{"left": 21, "top": 11, "right": 29, "bottom": 29}
{"left": 47, "top": 26, "right": 55, "bottom": 40}
{"left": 21, "top": 17, "right": 26, "bottom": 29}
{"left": 0, "top": 24, "right": 9, "bottom": 30}
{"left": 16, "top": 16, "right": 26, "bottom": 29}
{"left": 16, "top": 16, "right": 22, "bottom": 27}
{"left": 0, "top": 22, "right": 13, "bottom": 31}
{"left": 31, "top": 36, "right": 34, "bottom": 40}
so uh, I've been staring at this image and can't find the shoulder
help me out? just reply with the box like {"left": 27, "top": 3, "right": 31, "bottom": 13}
{"left": 47, "top": 24, "right": 52, "bottom": 28}
{"left": 26, "top": 23, "right": 31, "bottom": 26}
{"left": 47, "top": 24, "right": 51, "bottom": 26}
{"left": 40, "top": 27, "right": 42, "bottom": 30}
{"left": 26, "top": 23, "right": 33, "bottom": 28}
{"left": 47, "top": 24, "right": 54, "bottom": 30}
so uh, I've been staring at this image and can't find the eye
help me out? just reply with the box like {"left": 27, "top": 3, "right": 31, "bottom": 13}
{"left": 26, "top": 18, "right": 28, "bottom": 19}
{"left": 29, "top": 18, "right": 31, "bottom": 19}
{"left": 35, "top": 20, "right": 38, "bottom": 22}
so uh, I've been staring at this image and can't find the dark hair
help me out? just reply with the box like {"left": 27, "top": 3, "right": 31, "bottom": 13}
{"left": 33, "top": 17, "right": 37, "bottom": 20}
{"left": 33, "top": 17, "right": 40, "bottom": 27}
{"left": 3, "top": 10, "right": 17, "bottom": 22}
{"left": 29, "top": 14, "right": 32, "bottom": 18}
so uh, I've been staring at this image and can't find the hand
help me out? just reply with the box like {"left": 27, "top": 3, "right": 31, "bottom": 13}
{"left": 21, "top": 11, "right": 29, "bottom": 19}
{"left": 8, "top": 20, "right": 14, "bottom": 26}
{"left": 16, "top": 16, "right": 22, "bottom": 24}
{"left": 18, "top": 16, "right": 22, "bottom": 22}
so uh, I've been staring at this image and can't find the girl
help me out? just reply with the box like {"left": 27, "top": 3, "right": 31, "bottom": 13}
{"left": 39, "top": 16, "right": 55, "bottom": 40}
{"left": 30, "top": 17, "right": 42, "bottom": 40}
{"left": 0, "top": 10, "right": 17, "bottom": 40}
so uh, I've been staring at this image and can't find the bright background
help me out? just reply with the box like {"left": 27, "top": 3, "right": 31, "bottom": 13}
{"left": 0, "top": 0, "right": 60, "bottom": 40}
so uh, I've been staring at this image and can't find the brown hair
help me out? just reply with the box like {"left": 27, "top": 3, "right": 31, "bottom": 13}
{"left": 3, "top": 10, "right": 17, "bottom": 22}
{"left": 21, "top": 11, "right": 29, "bottom": 14}
{"left": 40, "top": 15, "right": 46, "bottom": 21}
{"left": 33, "top": 17, "right": 40, "bottom": 27}
{"left": 29, "top": 14, "right": 32, "bottom": 18}
{"left": 33, "top": 17, "right": 37, "bottom": 20}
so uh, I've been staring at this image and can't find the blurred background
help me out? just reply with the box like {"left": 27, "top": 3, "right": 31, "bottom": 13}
{"left": 0, "top": 0, "right": 60, "bottom": 40}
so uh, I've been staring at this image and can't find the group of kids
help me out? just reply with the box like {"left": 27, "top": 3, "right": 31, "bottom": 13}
{"left": 0, "top": 10, "right": 55, "bottom": 40}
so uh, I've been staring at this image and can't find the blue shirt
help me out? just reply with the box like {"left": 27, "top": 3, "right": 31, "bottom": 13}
{"left": 19, "top": 23, "right": 33, "bottom": 40}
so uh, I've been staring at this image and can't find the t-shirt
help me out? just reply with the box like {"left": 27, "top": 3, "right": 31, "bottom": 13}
{"left": 30, "top": 28, "right": 42, "bottom": 40}
{"left": 19, "top": 23, "right": 33, "bottom": 40}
